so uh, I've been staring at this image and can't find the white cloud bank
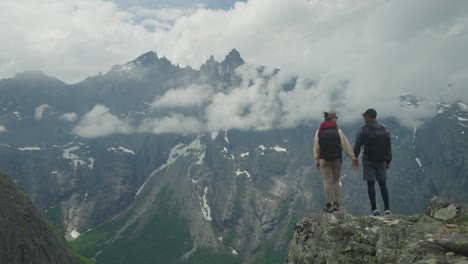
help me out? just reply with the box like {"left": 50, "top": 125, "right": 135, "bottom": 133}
{"left": 151, "top": 84, "right": 214, "bottom": 109}
{"left": 2, "top": 0, "right": 468, "bottom": 134}
{"left": 72, "top": 105, "right": 133, "bottom": 138}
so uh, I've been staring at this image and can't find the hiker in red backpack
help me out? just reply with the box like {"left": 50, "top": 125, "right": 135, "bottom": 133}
{"left": 353, "top": 108, "right": 392, "bottom": 216}
{"left": 314, "top": 111, "right": 360, "bottom": 213}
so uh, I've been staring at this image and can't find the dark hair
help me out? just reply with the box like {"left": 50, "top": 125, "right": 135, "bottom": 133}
{"left": 323, "top": 111, "right": 337, "bottom": 121}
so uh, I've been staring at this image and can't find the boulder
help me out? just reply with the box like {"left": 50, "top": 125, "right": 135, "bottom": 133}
{"left": 426, "top": 197, "right": 466, "bottom": 222}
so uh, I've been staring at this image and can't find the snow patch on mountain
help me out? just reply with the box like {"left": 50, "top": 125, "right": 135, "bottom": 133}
{"left": 108, "top": 146, "right": 135, "bottom": 155}
{"left": 457, "top": 116, "right": 468, "bottom": 121}
{"left": 458, "top": 102, "right": 468, "bottom": 111}
{"left": 0, "top": 125, "right": 6, "bottom": 132}
{"left": 257, "top": 145, "right": 267, "bottom": 151}
{"left": 88, "top": 158, "right": 95, "bottom": 169}
{"left": 224, "top": 130, "right": 230, "bottom": 144}
{"left": 18, "top": 146, "right": 42, "bottom": 151}
{"left": 235, "top": 169, "right": 251, "bottom": 179}
{"left": 70, "top": 229, "right": 81, "bottom": 239}
{"left": 13, "top": 111, "right": 21, "bottom": 119}
{"left": 437, "top": 102, "right": 452, "bottom": 114}
{"left": 211, "top": 131, "right": 218, "bottom": 140}
{"left": 415, "top": 158, "right": 422, "bottom": 168}
{"left": 240, "top": 152, "right": 250, "bottom": 157}
{"left": 63, "top": 146, "right": 86, "bottom": 169}
{"left": 273, "top": 146, "right": 287, "bottom": 152}
{"left": 195, "top": 150, "right": 205, "bottom": 165}
{"left": 256, "top": 144, "right": 287, "bottom": 153}
{"left": 200, "top": 187, "right": 212, "bottom": 221}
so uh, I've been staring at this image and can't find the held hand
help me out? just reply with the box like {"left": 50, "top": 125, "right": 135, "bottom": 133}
{"left": 351, "top": 159, "right": 359, "bottom": 170}
{"left": 316, "top": 161, "right": 320, "bottom": 170}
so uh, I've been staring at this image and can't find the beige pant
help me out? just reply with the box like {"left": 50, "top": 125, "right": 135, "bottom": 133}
{"left": 319, "top": 159, "right": 342, "bottom": 204}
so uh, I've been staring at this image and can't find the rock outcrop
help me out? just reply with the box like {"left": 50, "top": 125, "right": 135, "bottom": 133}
{"left": 0, "top": 170, "right": 81, "bottom": 264}
{"left": 286, "top": 197, "right": 468, "bottom": 264}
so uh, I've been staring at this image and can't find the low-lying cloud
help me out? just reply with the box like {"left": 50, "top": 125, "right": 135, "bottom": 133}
{"left": 151, "top": 84, "right": 214, "bottom": 109}
{"left": 60, "top": 112, "right": 78, "bottom": 122}
{"left": 72, "top": 105, "right": 133, "bottom": 138}
{"left": 34, "top": 104, "right": 50, "bottom": 120}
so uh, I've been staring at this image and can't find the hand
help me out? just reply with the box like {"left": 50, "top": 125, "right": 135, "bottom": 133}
{"left": 316, "top": 160, "right": 320, "bottom": 170}
{"left": 351, "top": 159, "right": 359, "bottom": 170}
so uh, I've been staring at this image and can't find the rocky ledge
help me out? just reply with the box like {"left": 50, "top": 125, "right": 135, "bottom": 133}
{"left": 286, "top": 197, "right": 468, "bottom": 264}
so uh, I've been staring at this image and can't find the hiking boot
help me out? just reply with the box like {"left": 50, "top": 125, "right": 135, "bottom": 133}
{"left": 370, "top": 209, "right": 380, "bottom": 216}
{"left": 324, "top": 203, "right": 334, "bottom": 213}
{"left": 332, "top": 202, "right": 339, "bottom": 211}
{"left": 384, "top": 210, "right": 391, "bottom": 215}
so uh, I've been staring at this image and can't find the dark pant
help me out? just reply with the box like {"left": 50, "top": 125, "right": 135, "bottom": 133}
{"left": 367, "top": 180, "right": 390, "bottom": 211}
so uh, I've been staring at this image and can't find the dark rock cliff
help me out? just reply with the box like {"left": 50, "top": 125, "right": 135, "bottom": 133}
{"left": 286, "top": 197, "right": 468, "bottom": 264}
{"left": 0, "top": 170, "right": 80, "bottom": 264}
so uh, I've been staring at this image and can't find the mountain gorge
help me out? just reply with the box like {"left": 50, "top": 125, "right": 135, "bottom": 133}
{"left": 0, "top": 50, "right": 467, "bottom": 263}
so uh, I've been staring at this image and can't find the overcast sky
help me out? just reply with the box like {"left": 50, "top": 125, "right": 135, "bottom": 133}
{"left": 1, "top": 0, "right": 468, "bottom": 136}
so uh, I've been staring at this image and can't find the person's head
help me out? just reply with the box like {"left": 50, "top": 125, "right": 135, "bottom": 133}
{"left": 362, "top": 108, "right": 377, "bottom": 124}
{"left": 324, "top": 111, "right": 338, "bottom": 123}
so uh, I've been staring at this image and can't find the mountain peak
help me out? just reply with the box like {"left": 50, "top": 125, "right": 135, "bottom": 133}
{"left": 222, "top": 48, "right": 244, "bottom": 66}
{"left": 134, "top": 51, "right": 159, "bottom": 65}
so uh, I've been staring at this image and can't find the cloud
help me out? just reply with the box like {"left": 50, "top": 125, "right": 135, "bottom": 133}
{"left": 60, "top": 112, "right": 78, "bottom": 122}
{"left": 0, "top": 125, "right": 6, "bottom": 133}
{"left": 72, "top": 105, "right": 133, "bottom": 138}
{"left": 34, "top": 104, "right": 50, "bottom": 120}
{"left": 151, "top": 84, "right": 214, "bottom": 109}
{"left": 0, "top": 0, "right": 157, "bottom": 83}
{"left": 138, "top": 114, "right": 204, "bottom": 134}
{"left": 2, "top": 0, "right": 468, "bottom": 129}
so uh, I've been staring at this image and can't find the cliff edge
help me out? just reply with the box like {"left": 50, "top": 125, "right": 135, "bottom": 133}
{"left": 286, "top": 197, "right": 468, "bottom": 264}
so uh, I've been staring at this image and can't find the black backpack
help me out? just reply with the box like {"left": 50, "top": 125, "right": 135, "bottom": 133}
{"left": 363, "top": 125, "right": 391, "bottom": 161}
{"left": 318, "top": 128, "right": 342, "bottom": 160}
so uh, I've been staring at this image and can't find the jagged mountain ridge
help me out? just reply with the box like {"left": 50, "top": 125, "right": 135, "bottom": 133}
{"left": 0, "top": 50, "right": 467, "bottom": 263}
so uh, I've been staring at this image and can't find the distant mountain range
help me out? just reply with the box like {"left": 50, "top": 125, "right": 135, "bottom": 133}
{"left": 0, "top": 50, "right": 467, "bottom": 263}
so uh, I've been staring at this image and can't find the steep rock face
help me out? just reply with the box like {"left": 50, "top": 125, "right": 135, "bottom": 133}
{"left": 71, "top": 132, "right": 316, "bottom": 263}
{"left": 286, "top": 197, "right": 468, "bottom": 264}
{"left": 0, "top": 170, "right": 80, "bottom": 264}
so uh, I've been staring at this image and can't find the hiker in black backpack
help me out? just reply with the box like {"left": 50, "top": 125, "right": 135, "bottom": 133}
{"left": 314, "top": 111, "right": 360, "bottom": 213}
{"left": 353, "top": 108, "right": 392, "bottom": 216}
